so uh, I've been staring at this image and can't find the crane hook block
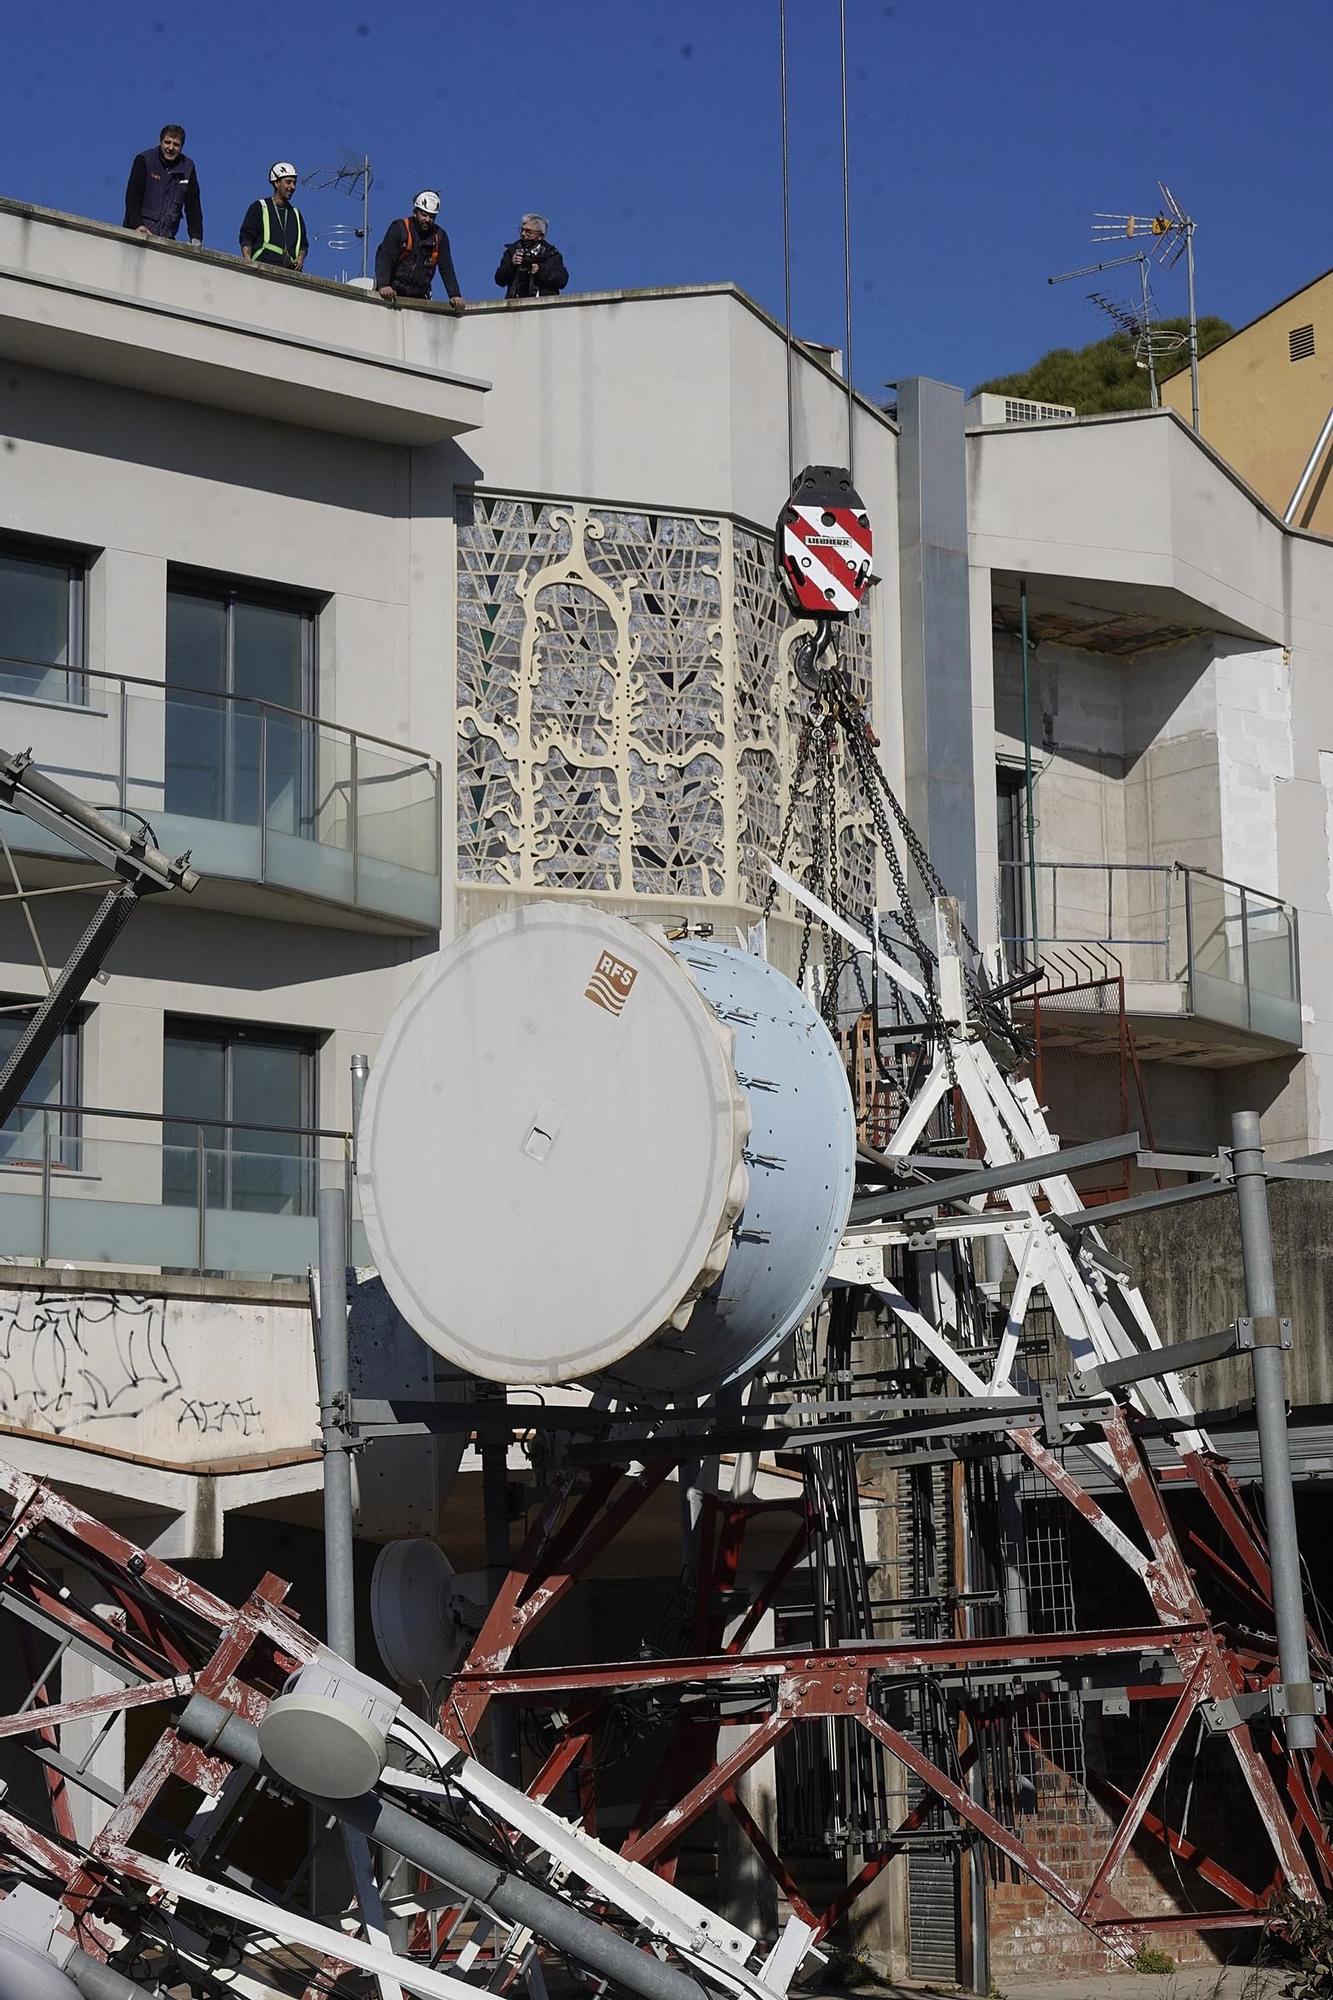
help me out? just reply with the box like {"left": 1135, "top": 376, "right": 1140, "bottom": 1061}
{"left": 776, "top": 465, "right": 873, "bottom": 620}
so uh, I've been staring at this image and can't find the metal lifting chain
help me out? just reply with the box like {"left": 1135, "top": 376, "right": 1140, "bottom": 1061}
{"left": 763, "top": 716, "right": 818, "bottom": 984}
{"left": 763, "top": 699, "right": 846, "bottom": 1020}
{"left": 763, "top": 633, "right": 990, "bottom": 1083}
{"left": 799, "top": 715, "right": 835, "bottom": 1005}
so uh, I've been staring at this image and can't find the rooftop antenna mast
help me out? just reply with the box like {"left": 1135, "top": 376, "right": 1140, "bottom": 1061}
{"left": 1092, "top": 182, "right": 1199, "bottom": 432}
{"left": 1049, "top": 253, "right": 1187, "bottom": 410}
{"left": 1048, "top": 251, "right": 1160, "bottom": 404}
{"left": 303, "top": 149, "right": 373, "bottom": 280}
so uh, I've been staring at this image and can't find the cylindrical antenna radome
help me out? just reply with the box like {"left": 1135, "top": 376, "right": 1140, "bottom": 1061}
{"left": 359, "top": 903, "right": 855, "bottom": 1397}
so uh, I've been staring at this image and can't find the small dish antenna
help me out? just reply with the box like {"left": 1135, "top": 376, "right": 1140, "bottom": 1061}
{"left": 258, "top": 1659, "right": 397, "bottom": 1798}
{"left": 371, "top": 1539, "right": 469, "bottom": 1689}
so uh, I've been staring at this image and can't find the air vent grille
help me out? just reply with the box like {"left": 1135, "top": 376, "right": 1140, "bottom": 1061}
{"left": 1290, "top": 324, "right": 1316, "bottom": 362}
{"left": 1003, "top": 397, "right": 1076, "bottom": 423}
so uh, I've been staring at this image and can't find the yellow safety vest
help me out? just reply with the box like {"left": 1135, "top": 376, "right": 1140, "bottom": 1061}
{"left": 254, "top": 198, "right": 304, "bottom": 267}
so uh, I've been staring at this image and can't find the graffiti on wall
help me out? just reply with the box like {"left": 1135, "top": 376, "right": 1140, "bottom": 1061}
{"left": 0, "top": 1289, "right": 179, "bottom": 1434}
{"left": 176, "top": 1397, "right": 262, "bottom": 1436}
{"left": 0, "top": 1289, "right": 267, "bottom": 1442}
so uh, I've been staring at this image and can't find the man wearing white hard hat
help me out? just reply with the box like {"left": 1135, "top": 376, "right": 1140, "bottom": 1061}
{"left": 374, "top": 190, "right": 464, "bottom": 311}
{"left": 239, "top": 163, "right": 307, "bottom": 270}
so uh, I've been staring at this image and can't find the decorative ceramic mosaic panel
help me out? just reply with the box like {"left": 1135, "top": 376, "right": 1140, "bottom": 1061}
{"left": 457, "top": 494, "right": 878, "bottom": 912}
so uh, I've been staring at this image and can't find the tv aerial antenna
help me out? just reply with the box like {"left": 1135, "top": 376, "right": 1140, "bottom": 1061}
{"left": 1048, "top": 251, "right": 1173, "bottom": 407}
{"left": 1092, "top": 182, "right": 1200, "bottom": 432}
{"left": 303, "top": 148, "right": 373, "bottom": 281}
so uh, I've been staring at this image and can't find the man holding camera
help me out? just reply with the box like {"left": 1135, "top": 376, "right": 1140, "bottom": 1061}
{"left": 495, "top": 214, "right": 569, "bottom": 301}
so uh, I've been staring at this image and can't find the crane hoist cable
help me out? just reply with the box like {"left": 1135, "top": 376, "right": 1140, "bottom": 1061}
{"left": 776, "top": 0, "right": 857, "bottom": 483}
{"left": 762, "top": 653, "right": 1023, "bottom": 1078}
{"left": 768, "top": 13, "right": 1020, "bottom": 1073}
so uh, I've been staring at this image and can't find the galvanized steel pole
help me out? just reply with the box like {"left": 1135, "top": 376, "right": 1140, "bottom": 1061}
{"left": 480, "top": 1385, "right": 521, "bottom": 1786}
{"left": 350, "top": 1053, "right": 369, "bottom": 1156}
{"left": 1231, "top": 1110, "right": 1316, "bottom": 1751}
{"left": 318, "top": 1186, "right": 357, "bottom": 1663}
{"left": 1185, "top": 221, "right": 1200, "bottom": 435}
{"left": 69, "top": 1951, "right": 160, "bottom": 2000}
{"left": 1019, "top": 581, "right": 1039, "bottom": 966}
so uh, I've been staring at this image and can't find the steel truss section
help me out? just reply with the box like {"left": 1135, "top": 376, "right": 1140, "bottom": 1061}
{"left": 437, "top": 1417, "right": 1331, "bottom": 1956}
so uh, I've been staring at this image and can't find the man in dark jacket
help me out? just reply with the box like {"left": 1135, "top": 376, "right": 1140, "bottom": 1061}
{"left": 239, "top": 163, "right": 307, "bottom": 270}
{"left": 124, "top": 125, "right": 203, "bottom": 245}
{"left": 495, "top": 214, "right": 568, "bottom": 300}
{"left": 375, "top": 191, "right": 463, "bottom": 309}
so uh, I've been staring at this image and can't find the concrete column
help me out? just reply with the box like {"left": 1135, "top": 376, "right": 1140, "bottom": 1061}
{"left": 968, "top": 561, "right": 999, "bottom": 957}
{"left": 896, "top": 380, "right": 978, "bottom": 936}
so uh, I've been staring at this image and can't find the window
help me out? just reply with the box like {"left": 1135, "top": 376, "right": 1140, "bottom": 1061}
{"left": 163, "top": 1020, "right": 316, "bottom": 1217}
{"left": 0, "top": 539, "right": 86, "bottom": 704}
{"left": 997, "top": 767, "right": 1030, "bottom": 967}
{"left": 0, "top": 1003, "right": 81, "bottom": 1169}
{"left": 165, "top": 580, "right": 315, "bottom": 834}
{"left": 1289, "top": 324, "right": 1316, "bottom": 363}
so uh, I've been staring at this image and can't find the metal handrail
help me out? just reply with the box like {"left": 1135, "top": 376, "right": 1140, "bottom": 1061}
{"left": 0, "top": 1102, "right": 356, "bottom": 1274}
{"left": 0, "top": 654, "right": 438, "bottom": 768}
{"left": 997, "top": 857, "right": 1302, "bottom": 1024}
{"left": 1177, "top": 858, "right": 1288, "bottom": 904}
{"left": 4, "top": 1099, "right": 352, "bottom": 1142}
{"left": 997, "top": 860, "right": 1174, "bottom": 956}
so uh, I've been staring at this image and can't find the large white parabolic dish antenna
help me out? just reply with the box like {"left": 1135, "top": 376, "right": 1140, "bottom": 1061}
{"left": 359, "top": 903, "right": 854, "bottom": 1396}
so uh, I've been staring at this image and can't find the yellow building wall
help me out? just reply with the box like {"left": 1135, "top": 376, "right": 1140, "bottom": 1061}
{"left": 1162, "top": 272, "right": 1333, "bottom": 532}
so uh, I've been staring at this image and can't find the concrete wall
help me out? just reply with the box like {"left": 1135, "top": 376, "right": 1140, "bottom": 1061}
{"left": 991, "top": 629, "right": 1296, "bottom": 949}
{"left": 0, "top": 213, "right": 907, "bottom": 1549}
{"left": 0, "top": 362, "right": 420, "bottom": 750}
{"left": 971, "top": 408, "right": 1333, "bottom": 1153}
{"left": 443, "top": 287, "right": 897, "bottom": 541}
{"left": 969, "top": 411, "right": 1286, "bottom": 644}
{"left": 1162, "top": 270, "right": 1333, "bottom": 532}
{"left": 1112, "top": 1176, "right": 1333, "bottom": 1413}
{"left": 0, "top": 1276, "right": 311, "bottom": 1460}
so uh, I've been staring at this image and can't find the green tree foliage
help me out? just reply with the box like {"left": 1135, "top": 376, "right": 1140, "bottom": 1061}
{"left": 973, "top": 316, "right": 1233, "bottom": 415}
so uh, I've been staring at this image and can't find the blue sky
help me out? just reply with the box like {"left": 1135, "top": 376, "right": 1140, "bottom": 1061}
{"left": 3, "top": 0, "right": 1327, "bottom": 394}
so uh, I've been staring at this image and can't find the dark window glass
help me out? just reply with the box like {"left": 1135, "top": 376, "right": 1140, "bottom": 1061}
{"left": 165, "top": 582, "right": 314, "bottom": 833}
{"left": 0, "top": 1004, "right": 80, "bottom": 1168}
{"left": 997, "top": 769, "right": 1029, "bottom": 965}
{"left": 163, "top": 1020, "right": 315, "bottom": 1217}
{"left": 0, "top": 542, "right": 86, "bottom": 704}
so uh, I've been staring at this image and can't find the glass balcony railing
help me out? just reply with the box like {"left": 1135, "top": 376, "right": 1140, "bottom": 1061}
{"left": 1185, "top": 867, "right": 1301, "bottom": 1044}
{"left": 0, "top": 660, "right": 441, "bottom": 932}
{"left": 999, "top": 860, "right": 1302, "bottom": 1047}
{"left": 0, "top": 1102, "right": 366, "bottom": 1280}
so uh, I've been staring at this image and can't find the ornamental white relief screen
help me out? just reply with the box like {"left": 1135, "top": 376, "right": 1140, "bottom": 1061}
{"left": 456, "top": 494, "right": 876, "bottom": 914}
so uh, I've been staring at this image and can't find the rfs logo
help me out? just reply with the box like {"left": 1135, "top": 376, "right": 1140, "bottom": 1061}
{"left": 584, "top": 952, "right": 639, "bottom": 1017}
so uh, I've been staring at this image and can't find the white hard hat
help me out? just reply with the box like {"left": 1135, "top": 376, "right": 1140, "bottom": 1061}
{"left": 269, "top": 161, "right": 298, "bottom": 184}
{"left": 412, "top": 189, "right": 441, "bottom": 216}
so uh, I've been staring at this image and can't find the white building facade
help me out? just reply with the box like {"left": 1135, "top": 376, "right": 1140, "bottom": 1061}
{"left": 0, "top": 202, "right": 1331, "bottom": 1548}
{"left": 2, "top": 195, "right": 1333, "bottom": 1988}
